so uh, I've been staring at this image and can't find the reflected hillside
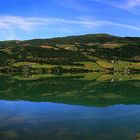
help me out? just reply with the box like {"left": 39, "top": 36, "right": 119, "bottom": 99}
{"left": 0, "top": 73, "right": 140, "bottom": 107}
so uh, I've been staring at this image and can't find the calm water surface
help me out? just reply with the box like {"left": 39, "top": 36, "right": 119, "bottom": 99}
{"left": 0, "top": 75, "right": 140, "bottom": 140}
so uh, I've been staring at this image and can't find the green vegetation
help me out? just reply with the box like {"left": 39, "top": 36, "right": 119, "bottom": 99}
{"left": 0, "top": 74, "right": 140, "bottom": 107}
{"left": 76, "top": 62, "right": 102, "bottom": 70}
{"left": 12, "top": 62, "right": 57, "bottom": 69}
{"left": 115, "top": 61, "right": 140, "bottom": 70}
{"left": 0, "top": 33, "right": 139, "bottom": 74}
{"left": 9, "top": 72, "right": 140, "bottom": 82}
{"left": 96, "top": 60, "right": 113, "bottom": 69}
{"left": 12, "top": 74, "right": 58, "bottom": 81}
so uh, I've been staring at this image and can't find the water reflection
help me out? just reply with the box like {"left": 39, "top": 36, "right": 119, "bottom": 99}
{"left": 0, "top": 74, "right": 140, "bottom": 106}
{"left": 1, "top": 101, "right": 140, "bottom": 140}
{"left": 0, "top": 74, "right": 140, "bottom": 139}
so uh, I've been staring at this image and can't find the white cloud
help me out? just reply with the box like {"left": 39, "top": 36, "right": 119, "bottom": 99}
{"left": 0, "top": 16, "right": 42, "bottom": 31}
{"left": 0, "top": 16, "right": 99, "bottom": 31}
{"left": 101, "top": 21, "right": 140, "bottom": 31}
{"left": 103, "top": 0, "right": 140, "bottom": 13}
{"left": 126, "top": 0, "right": 140, "bottom": 9}
{"left": 0, "top": 16, "right": 100, "bottom": 40}
{"left": 0, "top": 15, "right": 140, "bottom": 40}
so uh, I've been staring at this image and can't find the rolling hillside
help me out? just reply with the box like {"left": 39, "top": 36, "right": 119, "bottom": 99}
{"left": 0, "top": 34, "right": 140, "bottom": 73}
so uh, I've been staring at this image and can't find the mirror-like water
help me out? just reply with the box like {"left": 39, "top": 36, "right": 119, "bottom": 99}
{"left": 0, "top": 74, "right": 140, "bottom": 140}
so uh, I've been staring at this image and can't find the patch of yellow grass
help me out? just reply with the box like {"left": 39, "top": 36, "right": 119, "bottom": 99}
{"left": 96, "top": 60, "right": 114, "bottom": 69}
{"left": 101, "top": 43, "right": 124, "bottom": 48}
{"left": 59, "top": 45, "right": 78, "bottom": 51}
{"left": 132, "top": 63, "right": 140, "bottom": 67}
{"left": 39, "top": 45, "right": 59, "bottom": 50}
{"left": 96, "top": 74, "right": 114, "bottom": 82}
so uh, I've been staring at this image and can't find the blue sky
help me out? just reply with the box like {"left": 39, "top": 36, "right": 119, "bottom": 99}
{"left": 1, "top": 0, "right": 140, "bottom": 40}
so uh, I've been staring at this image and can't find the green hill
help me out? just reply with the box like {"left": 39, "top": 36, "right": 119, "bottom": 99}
{"left": 0, "top": 33, "right": 140, "bottom": 73}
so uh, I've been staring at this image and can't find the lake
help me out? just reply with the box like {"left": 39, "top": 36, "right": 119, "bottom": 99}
{"left": 0, "top": 74, "right": 140, "bottom": 140}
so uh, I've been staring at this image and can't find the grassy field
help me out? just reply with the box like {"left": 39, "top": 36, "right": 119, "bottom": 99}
{"left": 83, "top": 72, "right": 103, "bottom": 80}
{"left": 12, "top": 62, "right": 36, "bottom": 67}
{"left": 59, "top": 45, "right": 78, "bottom": 51}
{"left": 12, "top": 73, "right": 86, "bottom": 81}
{"left": 96, "top": 74, "right": 114, "bottom": 82}
{"left": 115, "top": 61, "right": 140, "bottom": 70}
{"left": 12, "top": 73, "right": 140, "bottom": 82}
{"left": 77, "top": 62, "right": 101, "bottom": 70}
{"left": 13, "top": 74, "right": 58, "bottom": 81}
{"left": 12, "top": 62, "right": 86, "bottom": 70}
{"left": 96, "top": 60, "right": 114, "bottom": 69}
{"left": 131, "top": 63, "right": 140, "bottom": 69}
{"left": 12, "top": 60, "right": 140, "bottom": 71}
{"left": 12, "top": 62, "right": 57, "bottom": 69}
{"left": 62, "top": 65, "right": 85, "bottom": 70}
{"left": 100, "top": 43, "right": 124, "bottom": 48}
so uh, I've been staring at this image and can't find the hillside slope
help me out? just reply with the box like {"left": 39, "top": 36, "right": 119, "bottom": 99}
{"left": 0, "top": 34, "right": 140, "bottom": 73}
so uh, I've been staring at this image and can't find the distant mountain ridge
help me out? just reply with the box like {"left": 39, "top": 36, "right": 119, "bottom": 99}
{"left": 22, "top": 33, "right": 140, "bottom": 45}
{"left": 0, "top": 33, "right": 140, "bottom": 69}
{"left": 1, "top": 33, "right": 140, "bottom": 47}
